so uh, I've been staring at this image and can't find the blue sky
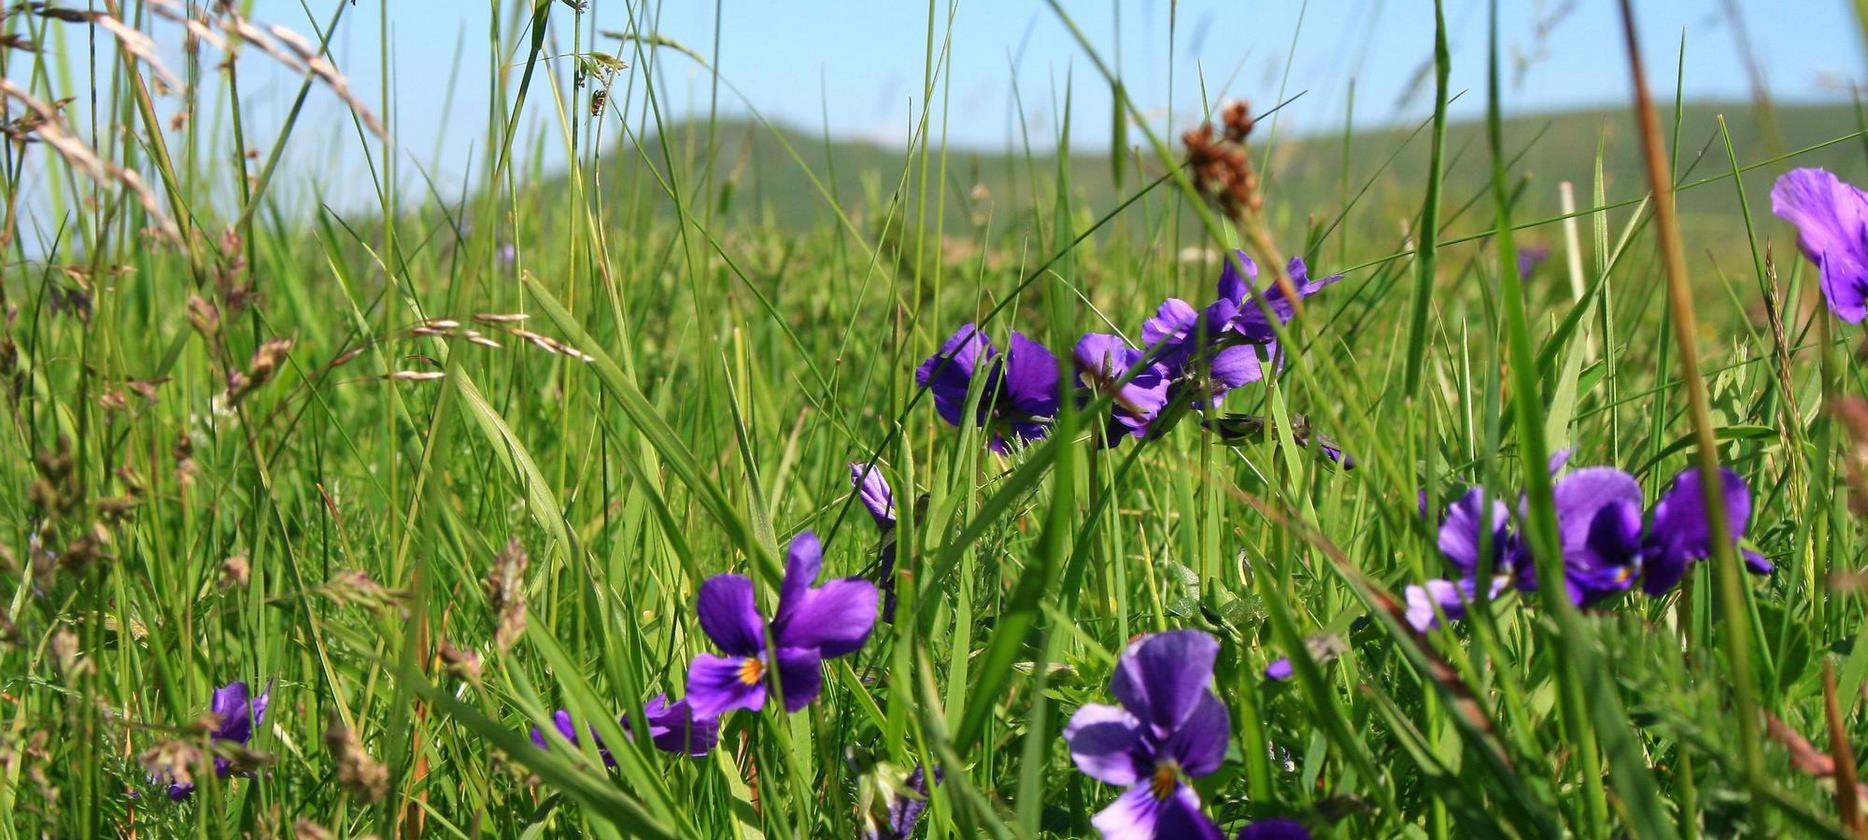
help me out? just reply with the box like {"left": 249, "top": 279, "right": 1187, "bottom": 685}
{"left": 29, "top": 1, "right": 1868, "bottom": 206}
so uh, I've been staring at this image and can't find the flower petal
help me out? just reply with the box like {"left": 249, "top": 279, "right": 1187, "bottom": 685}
{"left": 1092, "top": 782, "right": 1219, "bottom": 840}
{"left": 1238, "top": 817, "right": 1314, "bottom": 840}
{"left": 916, "top": 324, "right": 993, "bottom": 426}
{"left": 776, "top": 577, "right": 877, "bottom": 658}
{"left": 1438, "top": 488, "right": 1514, "bottom": 577}
{"left": 1264, "top": 658, "right": 1294, "bottom": 681}
{"left": 1772, "top": 168, "right": 1868, "bottom": 323}
{"left": 685, "top": 652, "right": 766, "bottom": 717}
{"left": 1216, "top": 250, "right": 1258, "bottom": 303}
{"left": 210, "top": 681, "right": 254, "bottom": 743}
{"left": 1160, "top": 690, "right": 1229, "bottom": 777}
{"left": 850, "top": 463, "right": 896, "bottom": 528}
{"left": 1003, "top": 331, "right": 1060, "bottom": 418}
{"left": 640, "top": 695, "right": 720, "bottom": 757}
{"left": 1062, "top": 702, "right": 1147, "bottom": 785}
{"left": 1642, "top": 467, "right": 1752, "bottom": 596}
{"left": 1110, "top": 630, "right": 1220, "bottom": 733}
{"left": 1142, "top": 298, "right": 1198, "bottom": 349}
{"left": 1208, "top": 344, "right": 1265, "bottom": 391}
{"left": 774, "top": 531, "right": 824, "bottom": 630}
{"left": 772, "top": 647, "right": 826, "bottom": 712}
{"left": 697, "top": 574, "right": 766, "bottom": 657}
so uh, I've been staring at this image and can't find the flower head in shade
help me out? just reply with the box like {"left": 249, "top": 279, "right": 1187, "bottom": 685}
{"left": 1236, "top": 817, "right": 1312, "bottom": 840}
{"left": 1545, "top": 466, "right": 1645, "bottom": 606}
{"left": 915, "top": 324, "right": 1060, "bottom": 452}
{"left": 1770, "top": 168, "right": 1868, "bottom": 322}
{"left": 1639, "top": 467, "right": 1769, "bottom": 596}
{"left": 166, "top": 680, "right": 271, "bottom": 800}
{"left": 849, "top": 463, "right": 896, "bottom": 528}
{"left": 855, "top": 758, "right": 941, "bottom": 840}
{"left": 530, "top": 709, "right": 615, "bottom": 766}
{"left": 1074, "top": 333, "right": 1172, "bottom": 441}
{"left": 531, "top": 696, "right": 719, "bottom": 762}
{"left": 636, "top": 695, "right": 720, "bottom": 757}
{"left": 686, "top": 532, "right": 878, "bottom": 717}
{"left": 1064, "top": 630, "right": 1230, "bottom": 840}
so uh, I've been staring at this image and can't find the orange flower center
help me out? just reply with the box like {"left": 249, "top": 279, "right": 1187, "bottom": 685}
{"left": 1149, "top": 762, "right": 1180, "bottom": 800}
{"left": 737, "top": 657, "right": 766, "bottom": 686}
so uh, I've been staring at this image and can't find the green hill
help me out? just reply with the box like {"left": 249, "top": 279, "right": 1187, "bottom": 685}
{"left": 563, "top": 101, "right": 1864, "bottom": 247}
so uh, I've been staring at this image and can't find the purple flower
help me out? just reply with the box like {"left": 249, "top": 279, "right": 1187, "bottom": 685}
{"left": 531, "top": 696, "right": 719, "bottom": 761}
{"left": 1064, "top": 630, "right": 1230, "bottom": 840}
{"left": 1639, "top": 467, "right": 1769, "bottom": 596}
{"left": 1142, "top": 253, "right": 1339, "bottom": 409}
{"left": 1516, "top": 244, "right": 1551, "bottom": 279}
{"left": 1542, "top": 466, "right": 1645, "bottom": 606}
{"left": 685, "top": 531, "right": 878, "bottom": 717}
{"left": 862, "top": 763, "right": 940, "bottom": 840}
{"left": 915, "top": 324, "right": 1060, "bottom": 453}
{"left": 1237, "top": 817, "right": 1312, "bottom": 839}
{"left": 850, "top": 463, "right": 896, "bottom": 528}
{"left": 1402, "top": 576, "right": 1507, "bottom": 633}
{"left": 1074, "top": 333, "right": 1172, "bottom": 440}
{"left": 1771, "top": 168, "right": 1868, "bottom": 322}
{"left": 1264, "top": 658, "right": 1294, "bottom": 681}
{"left": 167, "top": 680, "right": 271, "bottom": 800}
{"left": 849, "top": 463, "right": 904, "bottom": 622}
{"left": 1403, "top": 487, "right": 1524, "bottom": 632}
{"left": 638, "top": 695, "right": 720, "bottom": 757}
{"left": 1438, "top": 488, "right": 1525, "bottom": 584}
{"left": 530, "top": 709, "right": 615, "bottom": 766}
{"left": 1226, "top": 256, "right": 1343, "bottom": 345}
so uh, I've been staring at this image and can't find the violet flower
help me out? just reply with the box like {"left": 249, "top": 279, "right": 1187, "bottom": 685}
{"left": 531, "top": 695, "right": 719, "bottom": 761}
{"left": 1404, "top": 488, "right": 1521, "bottom": 632}
{"left": 1516, "top": 244, "right": 1551, "bottom": 279}
{"left": 850, "top": 463, "right": 896, "bottom": 528}
{"left": 530, "top": 709, "right": 615, "bottom": 766}
{"left": 1142, "top": 252, "right": 1339, "bottom": 409}
{"left": 686, "top": 531, "right": 878, "bottom": 717}
{"left": 638, "top": 695, "right": 720, "bottom": 757}
{"left": 1546, "top": 466, "right": 1645, "bottom": 606}
{"left": 1770, "top": 168, "right": 1868, "bottom": 322}
{"left": 1264, "top": 658, "right": 1294, "bottom": 681}
{"left": 1064, "top": 630, "right": 1230, "bottom": 839}
{"left": 1640, "top": 466, "right": 1770, "bottom": 596}
{"left": 850, "top": 462, "right": 903, "bottom": 622}
{"left": 915, "top": 324, "right": 1060, "bottom": 453}
{"left": 1237, "top": 818, "right": 1312, "bottom": 839}
{"left": 1074, "top": 333, "right": 1172, "bottom": 441}
{"left": 167, "top": 680, "right": 271, "bottom": 800}
{"left": 861, "top": 763, "right": 940, "bottom": 840}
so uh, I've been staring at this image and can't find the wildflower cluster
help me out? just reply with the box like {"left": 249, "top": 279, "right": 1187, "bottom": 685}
{"left": 1406, "top": 456, "right": 1769, "bottom": 632}
{"left": 919, "top": 250, "right": 1342, "bottom": 452}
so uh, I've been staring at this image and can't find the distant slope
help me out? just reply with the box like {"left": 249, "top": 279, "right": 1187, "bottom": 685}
{"left": 561, "top": 102, "right": 1865, "bottom": 245}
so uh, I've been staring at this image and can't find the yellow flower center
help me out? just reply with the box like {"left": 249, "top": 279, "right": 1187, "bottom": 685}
{"left": 737, "top": 657, "right": 766, "bottom": 686}
{"left": 1149, "top": 762, "right": 1180, "bottom": 800}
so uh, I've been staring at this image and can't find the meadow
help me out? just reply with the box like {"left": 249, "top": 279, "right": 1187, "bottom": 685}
{"left": 5, "top": 1, "right": 1868, "bottom": 838}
